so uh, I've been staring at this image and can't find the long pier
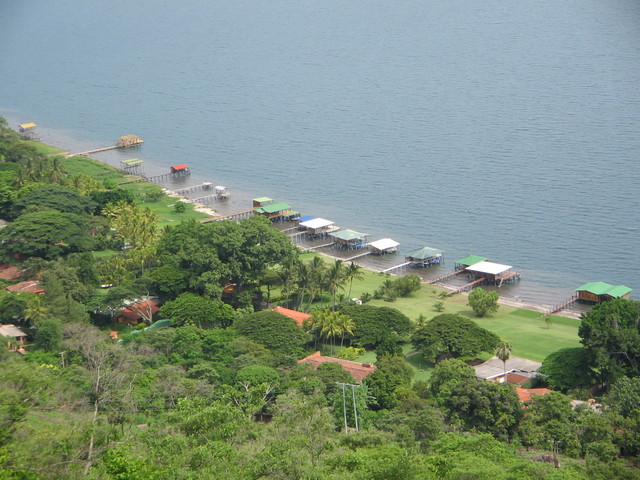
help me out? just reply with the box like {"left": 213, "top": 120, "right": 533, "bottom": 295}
{"left": 301, "top": 242, "right": 335, "bottom": 252}
{"left": 67, "top": 145, "right": 120, "bottom": 157}
{"left": 381, "top": 261, "right": 411, "bottom": 274}
{"left": 426, "top": 269, "right": 464, "bottom": 285}
{"left": 171, "top": 182, "right": 212, "bottom": 195}
{"left": 344, "top": 251, "right": 371, "bottom": 262}
{"left": 544, "top": 294, "right": 579, "bottom": 316}
{"left": 201, "top": 208, "right": 254, "bottom": 223}
{"left": 447, "top": 277, "right": 486, "bottom": 296}
{"left": 143, "top": 171, "right": 190, "bottom": 183}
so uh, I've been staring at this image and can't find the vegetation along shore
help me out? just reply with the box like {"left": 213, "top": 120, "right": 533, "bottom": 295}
{"left": 1, "top": 117, "right": 639, "bottom": 479}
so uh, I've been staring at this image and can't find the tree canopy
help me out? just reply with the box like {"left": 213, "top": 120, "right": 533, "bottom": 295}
{"left": 233, "top": 310, "right": 311, "bottom": 356}
{"left": 578, "top": 298, "right": 640, "bottom": 384}
{"left": 340, "top": 304, "right": 413, "bottom": 349}
{"left": 412, "top": 314, "right": 500, "bottom": 362}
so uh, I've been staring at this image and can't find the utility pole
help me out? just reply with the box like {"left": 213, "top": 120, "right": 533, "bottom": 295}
{"left": 336, "top": 382, "right": 360, "bottom": 433}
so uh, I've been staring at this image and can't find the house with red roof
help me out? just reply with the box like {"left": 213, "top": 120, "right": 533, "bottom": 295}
{"left": 298, "top": 351, "right": 377, "bottom": 382}
{"left": 116, "top": 299, "right": 160, "bottom": 325}
{"left": 272, "top": 306, "right": 312, "bottom": 327}
{"left": 6, "top": 281, "right": 45, "bottom": 295}
{"left": 0, "top": 264, "right": 22, "bottom": 281}
{"left": 516, "top": 387, "right": 553, "bottom": 403}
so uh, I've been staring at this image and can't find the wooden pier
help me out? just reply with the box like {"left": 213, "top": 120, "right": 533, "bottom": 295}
{"left": 143, "top": 171, "right": 190, "bottom": 183}
{"left": 426, "top": 269, "right": 464, "bottom": 285}
{"left": 544, "top": 294, "right": 579, "bottom": 316}
{"left": 447, "top": 277, "right": 486, "bottom": 296}
{"left": 171, "top": 182, "right": 212, "bottom": 195}
{"left": 67, "top": 145, "right": 121, "bottom": 157}
{"left": 201, "top": 208, "right": 254, "bottom": 223}
{"left": 67, "top": 134, "right": 144, "bottom": 157}
{"left": 344, "top": 251, "right": 371, "bottom": 262}
{"left": 381, "top": 261, "right": 412, "bottom": 274}
{"left": 300, "top": 242, "right": 336, "bottom": 252}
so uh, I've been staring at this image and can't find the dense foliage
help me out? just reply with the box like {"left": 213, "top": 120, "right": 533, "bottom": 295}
{"left": 0, "top": 118, "right": 638, "bottom": 479}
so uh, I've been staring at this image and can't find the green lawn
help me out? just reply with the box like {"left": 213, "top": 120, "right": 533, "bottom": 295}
{"left": 25, "top": 141, "right": 65, "bottom": 155}
{"left": 294, "top": 253, "right": 582, "bottom": 364}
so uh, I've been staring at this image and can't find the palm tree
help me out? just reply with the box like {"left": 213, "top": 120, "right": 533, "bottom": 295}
{"left": 303, "top": 256, "right": 326, "bottom": 312}
{"left": 325, "top": 260, "right": 346, "bottom": 311}
{"left": 47, "top": 156, "right": 66, "bottom": 183}
{"left": 496, "top": 341, "right": 512, "bottom": 383}
{"left": 335, "top": 313, "right": 355, "bottom": 347}
{"left": 24, "top": 296, "right": 49, "bottom": 328}
{"left": 344, "top": 262, "right": 365, "bottom": 300}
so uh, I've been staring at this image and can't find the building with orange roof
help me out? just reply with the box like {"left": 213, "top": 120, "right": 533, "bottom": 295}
{"left": 516, "top": 387, "right": 553, "bottom": 403}
{"left": 298, "top": 351, "right": 377, "bottom": 382}
{"left": 116, "top": 299, "right": 160, "bottom": 325}
{"left": 6, "top": 281, "right": 45, "bottom": 295}
{"left": 272, "top": 306, "right": 312, "bottom": 327}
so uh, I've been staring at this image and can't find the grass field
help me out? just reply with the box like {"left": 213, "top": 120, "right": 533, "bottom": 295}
{"left": 296, "top": 253, "right": 581, "bottom": 365}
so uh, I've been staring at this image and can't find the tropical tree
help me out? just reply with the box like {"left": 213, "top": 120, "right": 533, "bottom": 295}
{"left": 468, "top": 288, "right": 500, "bottom": 317}
{"left": 325, "top": 260, "right": 346, "bottom": 310}
{"left": 411, "top": 314, "right": 500, "bottom": 362}
{"left": 496, "top": 341, "right": 512, "bottom": 380}
{"left": 304, "top": 255, "right": 327, "bottom": 311}
{"left": 344, "top": 262, "right": 364, "bottom": 300}
{"left": 23, "top": 295, "right": 50, "bottom": 328}
{"left": 103, "top": 201, "right": 159, "bottom": 249}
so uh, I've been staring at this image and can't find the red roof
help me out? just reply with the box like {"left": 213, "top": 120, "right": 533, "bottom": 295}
{"left": 516, "top": 387, "right": 553, "bottom": 402}
{"left": 6, "top": 281, "right": 45, "bottom": 294}
{"left": 273, "top": 306, "right": 312, "bottom": 327}
{"left": 298, "top": 351, "right": 377, "bottom": 382}
{"left": 119, "top": 300, "right": 160, "bottom": 322}
{"left": 170, "top": 164, "right": 189, "bottom": 172}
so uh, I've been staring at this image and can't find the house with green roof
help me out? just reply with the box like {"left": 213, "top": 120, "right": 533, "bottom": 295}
{"left": 576, "top": 282, "right": 632, "bottom": 303}
{"left": 405, "top": 246, "right": 444, "bottom": 267}
{"left": 254, "top": 201, "right": 299, "bottom": 221}
{"left": 454, "top": 255, "right": 488, "bottom": 270}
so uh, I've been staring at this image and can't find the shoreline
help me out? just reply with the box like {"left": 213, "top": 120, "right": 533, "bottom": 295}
{"left": 18, "top": 129, "right": 582, "bottom": 321}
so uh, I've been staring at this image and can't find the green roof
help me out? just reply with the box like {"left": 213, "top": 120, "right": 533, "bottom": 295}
{"left": 253, "top": 197, "right": 273, "bottom": 203}
{"left": 122, "top": 158, "right": 144, "bottom": 166}
{"left": 406, "top": 246, "right": 444, "bottom": 260}
{"left": 330, "top": 229, "right": 369, "bottom": 241}
{"left": 455, "top": 255, "right": 488, "bottom": 266}
{"left": 577, "top": 282, "right": 632, "bottom": 298}
{"left": 255, "top": 202, "right": 292, "bottom": 214}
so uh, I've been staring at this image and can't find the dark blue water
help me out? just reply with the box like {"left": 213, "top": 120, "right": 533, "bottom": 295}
{"left": 1, "top": 0, "right": 639, "bottom": 306}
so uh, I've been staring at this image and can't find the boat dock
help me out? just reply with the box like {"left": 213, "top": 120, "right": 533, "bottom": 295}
{"left": 171, "top": 182, "right": 213, "bottom": 195}
{"left": 447, "top": 277, "right": 486, "bottom": 296}
{"left": 381, "top": 261, "right": 412, "bottom": 274}
{"left": 201, "top": 208, "right": 254, "bottom": 223}
{"left": 544, "top": 294, "right": 579, "bottom": 316}
{"left": 426, "top": 269, "right": 464, "bottom": 285}
{"left": 344, "top": 251, "right": 371, "bottom": 262}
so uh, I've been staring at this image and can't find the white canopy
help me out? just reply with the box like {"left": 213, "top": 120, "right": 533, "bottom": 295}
{"left": 369, "top": 238, "right": 400, "bottom": 251}
{"left": 466, "top": 261, "right": 513, "bottom": 275}
{"left": 299, "top": 218, "right": 334, "bottom": 229}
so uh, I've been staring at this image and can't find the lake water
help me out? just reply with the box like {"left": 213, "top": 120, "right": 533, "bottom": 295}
{"left": 1, "top": 0, "right": 639, "bottom": 308}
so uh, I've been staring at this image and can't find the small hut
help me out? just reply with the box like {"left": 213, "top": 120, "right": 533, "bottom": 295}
{"left": 369, "top": 238, "right": 400, "bottom": 255}
{"left": 215, "top": 186, "right": 229, "bottom": 199}
{"left": 576, "top": 282, "right": 632, "bottom": 303}
{"left": 329, "top": 229, "right": 370, "bottom": 250}
{"left": 464, "top": 261, "right": 519, "bottom": 286}
{"left": 253, "top": 197, "right": 273, "bottom": 208}
{"left": 405, "top": 246, "right": 444, "bottom": 267}
{"left": 170, "top": 164, "right": 190, "bottom": 175}
{"left": 120, "top": 158, "right": 144, "bottom": 174}
{"left": 116, "top": 135, "right": 144, "bottom": 148}
{"left": 454, "top": 255, "right": 488, "bottom": 271}
{"left": 0, "top": 324, "right": 28, "bottom": 351}
{"left": 299, "top": 218, "right": 339, "bottom": 237}
{"left": 254, "top": 201, "right": 297, "bottom": 221}
{"left": 18, "top": 122, "right": 38, "bottom": 140}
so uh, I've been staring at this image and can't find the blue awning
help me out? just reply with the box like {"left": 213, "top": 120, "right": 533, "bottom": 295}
{"left": 296, "top": 216, "right": 316, "bottom": 222}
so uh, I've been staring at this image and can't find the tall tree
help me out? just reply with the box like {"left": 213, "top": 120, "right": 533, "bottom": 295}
{"left": 325, "top": 260, "right": 345, "bottom": 310}
{"left": 411, "top": 314, "right": 499, "bottom": 363}
{"left": 495, "top": 341, "right": 512, "bottom": 380}
{"left": 344, "top": 262, "right": 364, "bottom": 300}
{"left": 578, "top": 298, "right": 640, "bottom": 385}
{"left": 467, "top": 288, "right": 500, "bottom": 317}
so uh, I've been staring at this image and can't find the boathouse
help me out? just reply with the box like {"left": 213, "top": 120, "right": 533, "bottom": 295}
{"left": 253, "top": 197, "right": 273, "bottom": 208}
{"left": 170, "top": 164, "right": 190, "bottom": 175}
{"left": 576, "top": 282, "right": 632, "bottom": 303}
{"left": 299, "top": 218, "right": 339, "bottom": 236}
{"left": 464, "top": 261, "right": 520, "bottom": 286}
{"left": 369, "top": 238, "right": 400, "bottom": 255}
{"left": 454, "top": 255, "right": 488, "bottom": 271}
{"left": 120, "top": 158, "right": 144, "bottom": 174}
{"left": 329, "top": 229, "right": 370, "bottom": 250}
{"left": 214, "top": 186, "right": 229, "bottom": 199}
{"left": 405, "top": 246, "right": 444, "bottom": 267}
{"left": 254, "top": 201, "right": 298, "bottom": 221}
